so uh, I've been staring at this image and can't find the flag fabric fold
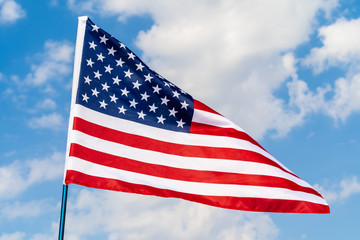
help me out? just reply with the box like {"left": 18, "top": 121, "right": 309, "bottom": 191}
{"left": 64, "top": 16, "right": 330, "bottom": 214}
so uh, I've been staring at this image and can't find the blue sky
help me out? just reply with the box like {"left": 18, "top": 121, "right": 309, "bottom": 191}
{"left": 1, "top": 0, "right": 360, "bottom": 239}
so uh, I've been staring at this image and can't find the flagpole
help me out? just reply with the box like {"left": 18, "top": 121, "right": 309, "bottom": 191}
{"left": 58, "top": 184, "right": 69, "bottom": 240}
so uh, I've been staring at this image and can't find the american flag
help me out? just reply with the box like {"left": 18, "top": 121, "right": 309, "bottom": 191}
{"left": 64, "top": 16, "right": 330, "bottom": 213}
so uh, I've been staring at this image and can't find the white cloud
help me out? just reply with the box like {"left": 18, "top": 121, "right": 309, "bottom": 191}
{"left": 25, "top": 40, "right": 74, "bottom": 87}
{"left": 273, "top": 54, "right": 360, "bottom": 127}
{"left": 67, "top": 0, "right": 95, "bottom": 12}
{"left": 68, "top": 0, "right": 339, "bottom": 139}
{"left": 325, "top": 74, "right": 360, "bottom": 122}
{"left": 4, "top": 150, "right": 16, "bottom": 157}
{"left": 0, "top": 152, "right": 64, "bottom": 199}
{"left": 28, "top": 112, "right": 64, "bottom": 130}
{"left": 0, "top": 232, "right": 25, "bottom": 240}
{"left": 0, "top": 199, "right": 54, "bottom": 220}
{"left": 65, "top": 188, "right": 279, "bottom": 240}
{"left": 30, "top": 232, "right": 58, "bottom": 240}
{"left": 315, "top": 176, "right": 360, "bottom": 204}
{"left": 301, "top": 17, "right": 360, "bottom": 122}
{"left": 50, "top": 0, "right": 58, "bottom": 6}
{"left": 303, "top": 17, "right": 360, "bottom": 73}
{"left": 0, "top": 162, "right": 28, "bottom": 199}
{"left": 0, "top": 0, "right": 25, "bottom": 24}
{"left": 35, "top": 98, "right": 57, "bottom": 110}
{"left": 27, "top": 222, "right": 59, "bottom": 240}
{"left": 0, "top": 226, "right": 58, "bottom": 240}
{"left": 339, "top": 176, "right": 360, "bottom": 200}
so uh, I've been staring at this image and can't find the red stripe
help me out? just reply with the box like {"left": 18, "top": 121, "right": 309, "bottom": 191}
{"left": 191, "top": 122, "right": 266, "bottom": 151}
{"left": 70, "top": 143, "right": 322, "bottom": 197}
{"left": 194, "top": 99, "right": 221, "bottom": 115}
{"left": 73, "top": 117, "right": 295, "bottom": 177}
{"left": 65, "top": 170, "right": 330, "bottom": 213}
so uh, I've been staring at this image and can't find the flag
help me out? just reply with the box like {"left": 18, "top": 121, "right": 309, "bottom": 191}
{"left": 64, "top": 16, "right": 330, "bottom": 213}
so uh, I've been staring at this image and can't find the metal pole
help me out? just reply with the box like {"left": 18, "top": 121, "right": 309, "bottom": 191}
{"left": 58, "top": 184, "right": 69, "bottom": 240}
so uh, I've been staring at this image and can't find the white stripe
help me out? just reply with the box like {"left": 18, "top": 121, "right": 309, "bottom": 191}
{"left": 70, "top": 130, "right": 314, "bottom": 190}
{"left": 67, "top": 156, "right": 328, "bottom": 205}
{"left": 71, "top": 104, "right": 288, "bottom": 172}
{"left": 192, "top": 108, "right": 292, "bottom": 173}
{"left": 193, "top": 108, "right": 244, "bottom": 131}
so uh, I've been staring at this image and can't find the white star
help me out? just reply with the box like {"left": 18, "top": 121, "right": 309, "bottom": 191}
{"left": 100, "top": 35, "right": 108, "bottom": 44}
{"left": 101, "top": 82, "right": 110, "bottom": 91}
{"left": 136, "top": 62, "right": 145, "bottom": 71}
{"left": 86, "top": 58, "right": 94, "bottom": 67}
{"left": 84, "top": 76, "right": 92, "bottom": 85}
{"left": 164, "top": 82, "right": 170, "bottom": 87}
{"left": 128, "top": 52, "right": 136, "bottom": 60}
{"left": 169, "top": 107, "right": 178, "bottom": 117}
{"left": 112, "top": 76, "right": 121, "bottom": 85}
{"left": 124, "top": 69, "right": 133, "bottom": 79}
{"left": 140, "top": 92, "right": 150, "bottom": 101}
{"left": 172, "top": 90, "right": 180, "bottom": 98}
{"left": 176, "top": 119, "right": 185, "bottom": 128}
{"left": 91, "top": 88, "right": 99, "bottom": 97}
{"left": 116, "top": 58, "right": 125, "bottom": 67}
{"left": 137, "top": 110, "right": 146, "bottom": 119}
{"left": 99, "top": 100, "right": 108, "bottom": 109}
{"left": 144, "top": 73, "right": 153, "bottom": 82}
{"left": 89, "top": 41, "right": 97, "bottom": 50}
{"left": 180, "top": 100, "right": 189, "bottom": 109}
{"left": 119, "top": 42, "right": 126, "bottom": 49}
{"left": 129, "top": 99, "right": 138, "bottom": 108}
{"left": 82, "top": 93, "right": 89, "bottom": 102}
{"left": 107, "top": 47, "right": 117, "bottom": 56}
{"left": 152, "top": 85, "right": 161, "bottom": 94}
{"left": 132, "top": 80, "right": 141, "bottom": 90}
{"left": 91, "top": 24, "right": 99, "bottom": 32}
{"left": 97, "top": 53, "right": 105, "bottom": 62}
{"left": 160, "top": 96, "right": 170, "bottom": 105}
{"left": 110, "top": 94, "right": 118, "bottom": 103}
{"left": 94, "top": 70, "right": 102, "bottom": 79}
{"left": 157, "top": 115, "right": 166, "bottom": 124}
{"left": 149, "top": 103, "right": 158, "bottom": 113}
{"left": 118, "top": 105, "right": 127, "bottom": 114}
{"left": 104, "top": 64, "right": 113, "bottom": 74}
{"left": 121, "top": 87, "right": 129, "bottom": 96}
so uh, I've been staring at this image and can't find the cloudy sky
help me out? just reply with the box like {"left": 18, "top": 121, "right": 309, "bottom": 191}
{"left": 1, "top": 0, "right": 360, "bottom": 239}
